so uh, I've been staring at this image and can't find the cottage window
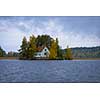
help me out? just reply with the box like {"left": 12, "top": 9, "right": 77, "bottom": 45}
{"left": 44, "top": 53, "right": 47, "bottom": 55}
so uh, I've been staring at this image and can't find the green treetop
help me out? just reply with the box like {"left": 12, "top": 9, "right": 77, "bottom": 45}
{"left": 19, "top": 36, "right": 28, "bottom": 59}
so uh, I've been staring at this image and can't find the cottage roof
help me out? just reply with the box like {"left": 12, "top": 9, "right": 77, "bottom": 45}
{"left": 37, "top": 46, "right": 48, "bottom": 52}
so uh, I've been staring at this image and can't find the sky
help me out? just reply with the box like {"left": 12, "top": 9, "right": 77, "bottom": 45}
{"left": 0, "top": 16, "right": 100, "bottom": 52}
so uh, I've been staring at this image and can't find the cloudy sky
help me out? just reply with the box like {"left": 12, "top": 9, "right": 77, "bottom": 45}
{"left": 0, "top": 16, "right": 100, "bottom": 52}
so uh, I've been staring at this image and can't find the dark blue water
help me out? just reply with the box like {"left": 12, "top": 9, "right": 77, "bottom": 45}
{"left": 0, "top": 60, "right": 100, "bottom": 83}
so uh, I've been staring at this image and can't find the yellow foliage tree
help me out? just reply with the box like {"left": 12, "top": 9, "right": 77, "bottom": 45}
{"left": 49, "top": 39, "right": 57, "bottom": 59}
{"left": 27, "top": 35, "right": 36, "bottom": 59}
{"left": 65, "top": 46, "right": 73, "bottom": 60}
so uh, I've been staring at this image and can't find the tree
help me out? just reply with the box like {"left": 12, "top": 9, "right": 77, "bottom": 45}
{"left": 65, "top": 46, "right": 73, "bottom": 60}
{"left": 19, "top": 36, "right": 28, "bottom": 59}
{"left": 7, "top": 51, "right": 14, "bottom": 57}
{"left": 0, "top": 46, "right": 6, "bottom": 57}
{"left": 56, "top": 38, "right": 63, "bottom": 59}
{"left": 35, "top": 35, "right": 53, "bottom": 49}
{"left": 49, "top": 39, "right": 57, "bottom": 59}
{"left": 27, "top": 35, "right": 36, "bottom": 59}
{"left": 56, "top": 38, "right": 59, "bottom": 56}
{"left": 7, "top": 51, "right": 19, "bottom": 57}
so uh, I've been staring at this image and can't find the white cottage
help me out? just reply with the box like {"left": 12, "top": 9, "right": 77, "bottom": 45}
{"left": 35, "top": 46, "right": 50, "bottom": 59}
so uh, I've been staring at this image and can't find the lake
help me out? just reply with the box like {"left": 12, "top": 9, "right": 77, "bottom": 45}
{"left": 0, "top": 60, "right": 100, "bottom": 83}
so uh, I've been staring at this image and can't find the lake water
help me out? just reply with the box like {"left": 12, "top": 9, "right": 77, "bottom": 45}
{"left": 0, "top": 60, "right": 100, "bottom": 83}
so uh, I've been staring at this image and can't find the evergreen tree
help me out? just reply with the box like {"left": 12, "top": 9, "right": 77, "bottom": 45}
{"left": 49, "top": 39, "right": 57, "bottom": 59}
{"left": 65, "top": 46, "right": 73, "bottom": 60}
{"left": 19, "top": 36, "right": 28, "bottom": 59}
{"left": 0, "top": 46, "right": 6, "bottom": 57}
{"left": 27, "top": 35, "right": 36, "bottom": 59}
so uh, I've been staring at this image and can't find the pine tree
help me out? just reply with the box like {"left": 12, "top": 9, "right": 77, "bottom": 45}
{"left": 0, "top": 46, "right": 6, "bottom": 57}
{"left": 19, "top": 36, "right": 28, "bottom": 59}
{"left": 56, "top": 38, "right": 59, "bottom": 57}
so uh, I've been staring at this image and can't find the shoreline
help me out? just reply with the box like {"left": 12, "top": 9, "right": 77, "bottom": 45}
{"left": 0, "top": 57, "right": 19, "bottom": 60}
{"left": 0, "top": 57, "right": 100, "bottom": 60}
{"left": 73, "top": 58, "right": 100, "bottom": 60}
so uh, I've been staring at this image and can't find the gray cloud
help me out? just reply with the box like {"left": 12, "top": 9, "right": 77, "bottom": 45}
{"left": 0, "top": 16, "right": 100, "bottom": 52}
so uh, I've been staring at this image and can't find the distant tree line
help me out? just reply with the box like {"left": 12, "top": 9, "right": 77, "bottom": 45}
{"left": 7, "top": 51, "right": 19, "bottom": 57}
{"left": 18, "top": 34, "right": 73, "bottom": 60}
{"left": 0, "top": 46, "right": 19, "bottom": 57}
{"left": 62, "top": 46, "right": 100, "bottom": 59}
{"left": 71, "top": 47, "right": 100, "bottom": 58}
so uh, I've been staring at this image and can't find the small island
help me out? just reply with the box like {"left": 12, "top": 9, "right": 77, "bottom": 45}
{"left": 18, "top": 34, "right": 73, "bottom": 60}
